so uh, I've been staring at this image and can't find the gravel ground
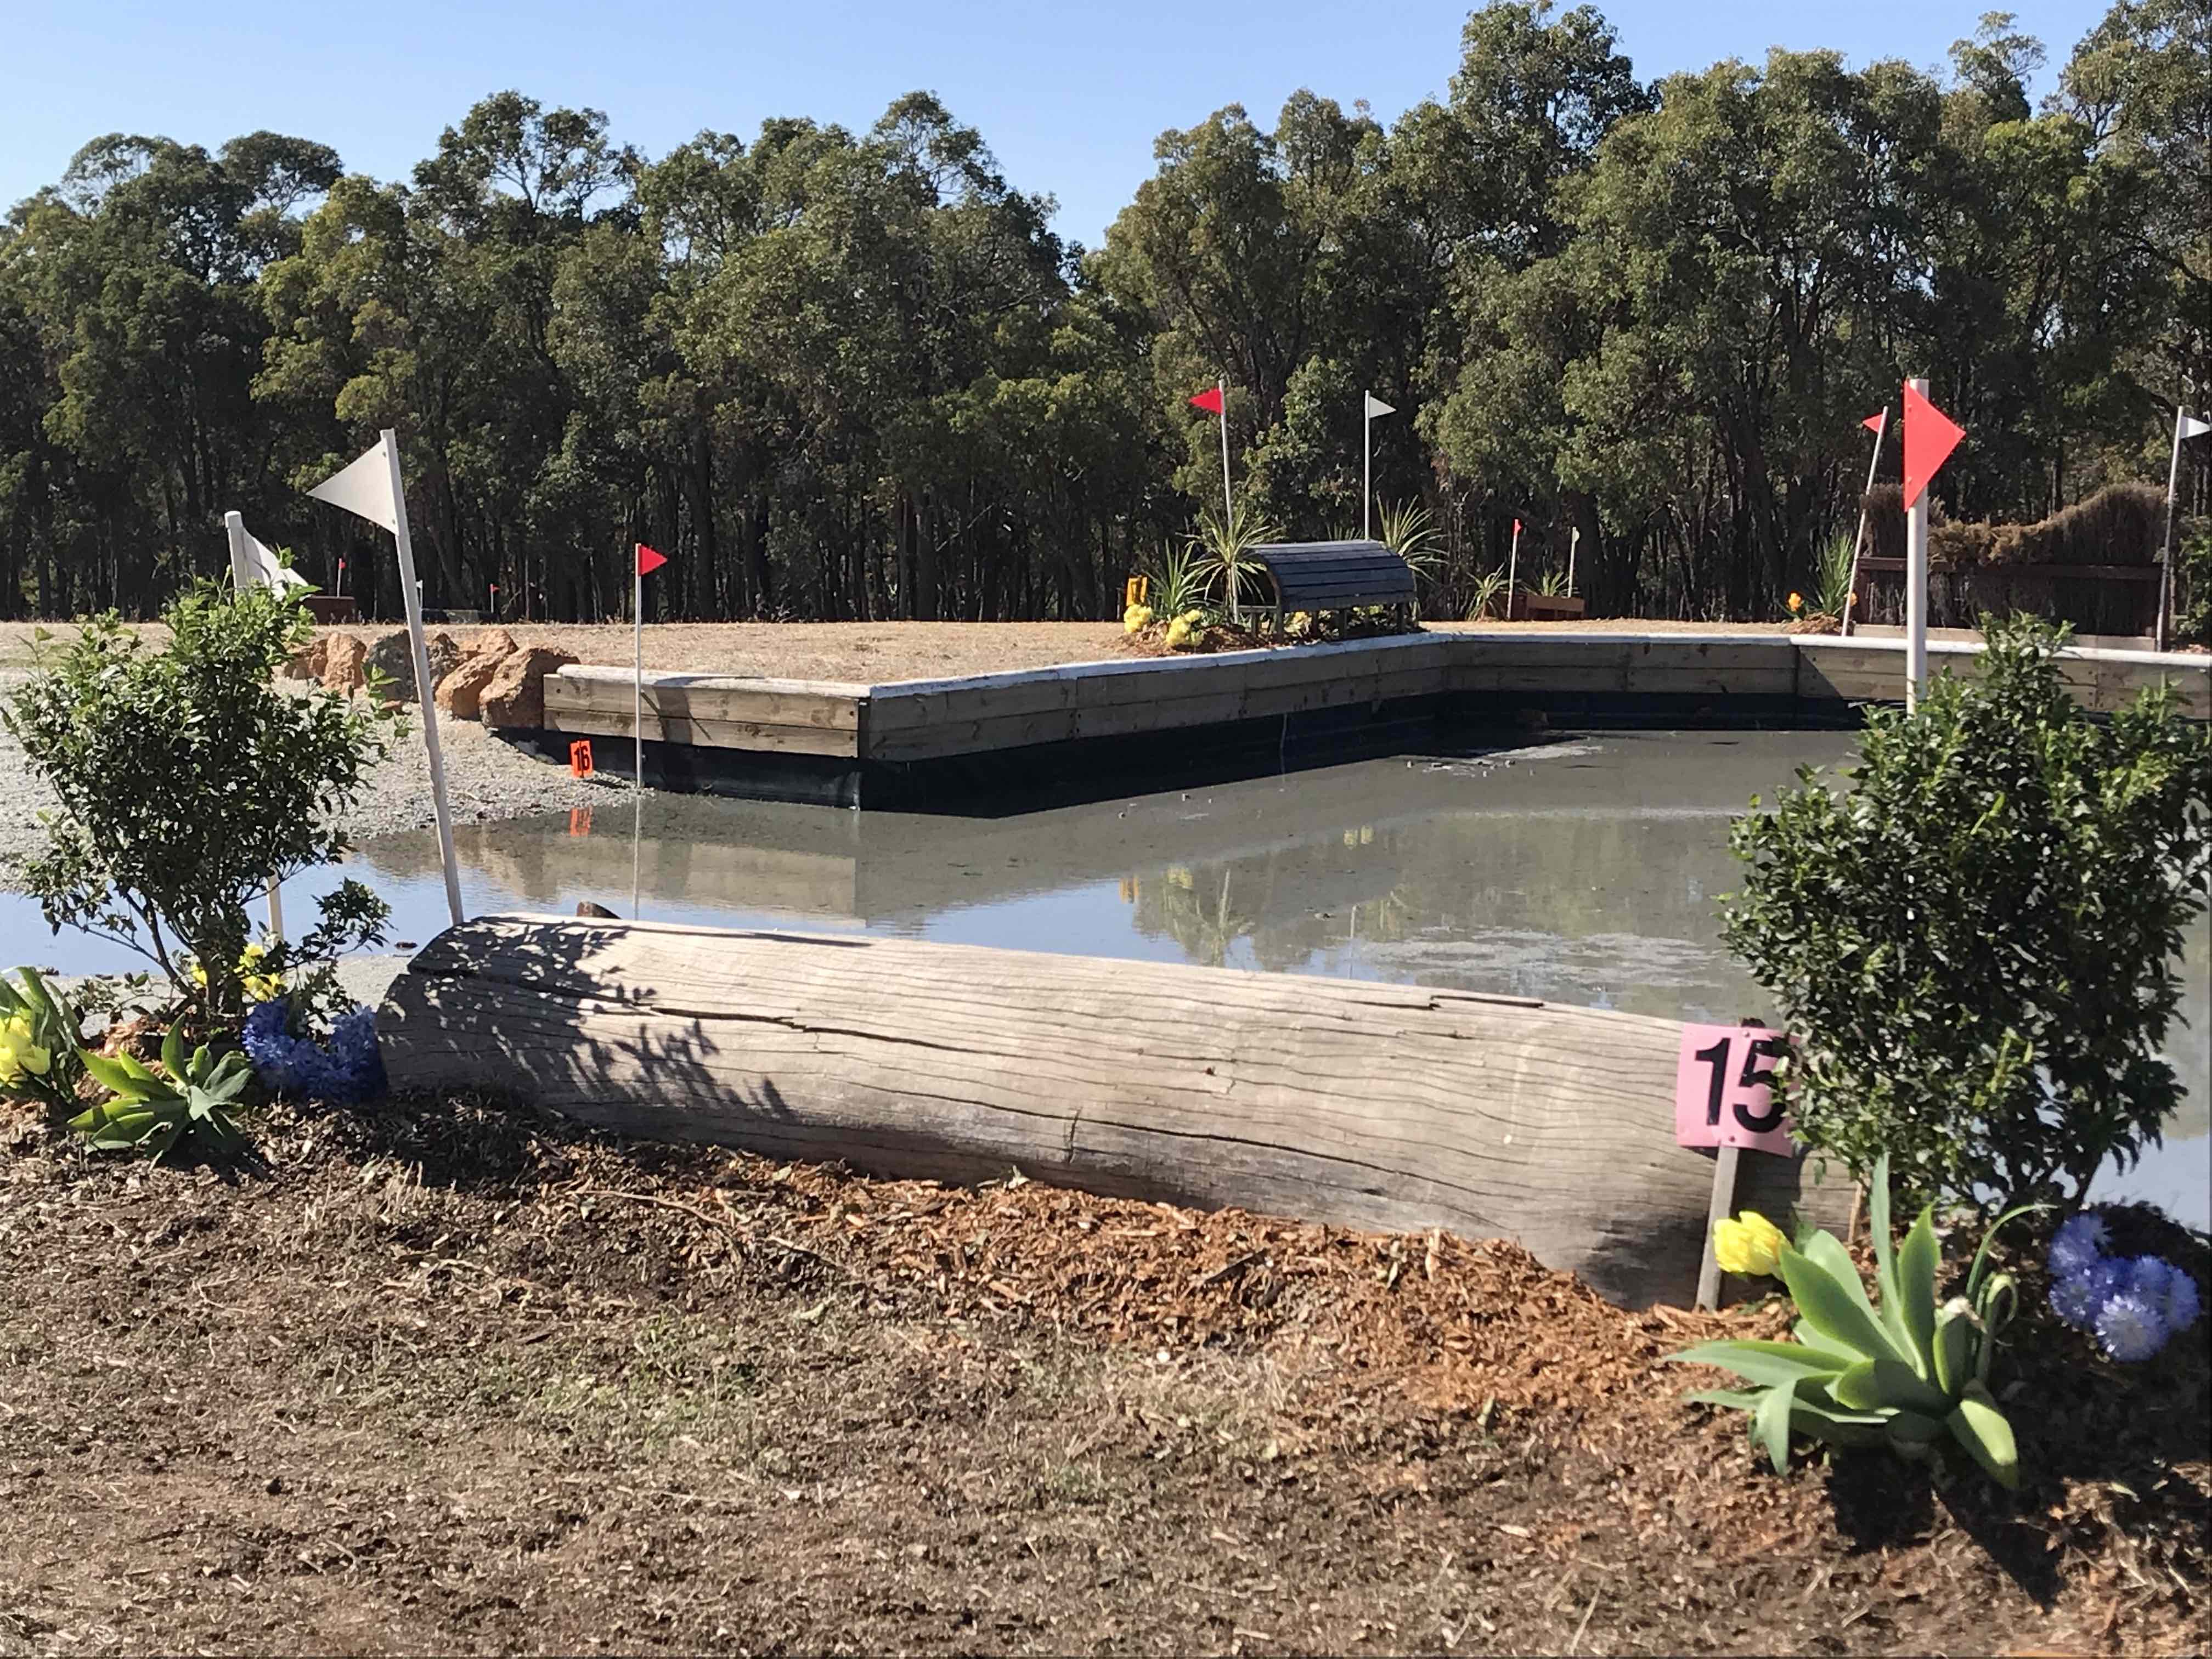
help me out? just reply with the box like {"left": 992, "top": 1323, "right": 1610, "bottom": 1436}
{"left": 0, "top": 666, "right": 612, "bottom": 891}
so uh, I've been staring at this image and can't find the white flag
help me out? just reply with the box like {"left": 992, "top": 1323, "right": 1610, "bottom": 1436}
{"left": 307, "top": 435, "right": 398, "bottom": 532}
{"left": 242, "top": 530, "right": 308, "bottom": 592}
{"left": 2183, "top": 411, "right": 2210, "bottom": 440}
{"left": 1364, "top": 392, "right": 1396, "bottom": 419}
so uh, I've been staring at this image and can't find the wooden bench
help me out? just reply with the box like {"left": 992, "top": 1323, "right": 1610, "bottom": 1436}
{"left": 1248, "top": 539, "right": 1418, "bottom": 629}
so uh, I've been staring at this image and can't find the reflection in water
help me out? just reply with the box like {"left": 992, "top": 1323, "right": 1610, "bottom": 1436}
{"left": 5, "top": 729, "right": 2204, "bottom": 1223}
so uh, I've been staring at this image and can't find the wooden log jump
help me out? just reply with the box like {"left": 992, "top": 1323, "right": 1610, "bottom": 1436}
{"left": 377, "top": 915, "right": 1852, "bottom": 1308}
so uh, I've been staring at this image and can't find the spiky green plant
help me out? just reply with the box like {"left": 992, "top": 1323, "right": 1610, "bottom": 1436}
{"left": 1534, "top": 567, "right": 1573, "bottom": 597}
{"left": 1816, "top": 531, "right": 1858, "bottom": 619}
{"left": 1142, "top": 539, "right": 1212, "bottom": 620}
{"left": 1464, "top": 571, "right": 1510, "bottom": 621}
{"left": 70, "top": 1021, "right": 253, "bottom": 1159}
{"left": 1376, "top": 499, "right": 1442, "bottom": 580}
{"left": 1187, "top": 506, "right": 1280, "bottom": 621}
{"left": 1668, "top": 1155, "right": 2035, "bottom": 1488}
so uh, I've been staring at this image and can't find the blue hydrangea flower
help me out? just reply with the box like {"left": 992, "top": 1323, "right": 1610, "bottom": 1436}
{"left": 2051, "top": 1259, "right": 2126, "bottom": 1329}
{"left": 2094, "top": 1290, "right": 2171, "bottom": 1363}
{"left": 2047, "top": 1212, "right": 2111, "bottom": 1280}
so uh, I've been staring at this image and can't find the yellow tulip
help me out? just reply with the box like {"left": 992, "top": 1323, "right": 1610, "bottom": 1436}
{"left": 0, "top": 1014, "right": 48, "bottom": 1084}
{"left": 1712, "top": 1210, "right": 1786, "bottom": 1276}
{"left": 1786, "top": 591, "right": 1804, "bottom": 613}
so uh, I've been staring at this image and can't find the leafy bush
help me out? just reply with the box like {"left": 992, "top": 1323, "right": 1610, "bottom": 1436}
{"left": 70, "top": 1022, "right": 252, "bottom": 1159}
{"left": 1671, "top": 1155, "right": 2031, "bottom": 1488}
{"left": 2177, "top": 519, "right": 2210, "bottom": 650}
{"left": 1721, "top": 615, "right": 2211, "bottom": 1213}
{"left": 3, "top": 583, "right": 400, "bottom": 1021}
{"left": 0, "top": 967, "right": 87, "bottom": 1113}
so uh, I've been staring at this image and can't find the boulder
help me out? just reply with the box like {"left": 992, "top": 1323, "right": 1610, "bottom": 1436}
{"left": 280, "top": 636, "right": 330, "bottom": 682}
{"left": 435, "top": 650, "right": 506, "bottom": 720}
{"left": 364, "top": 628, "right": 460, "bottom": 706}
{"left": 479, "top": 647, "right": 577, "bottom": 730}
{"left": 459, "top": 626, "right": 518, "bottom": 662}
{"left": 320, "top": 634, "right": 368, "bottom": 697}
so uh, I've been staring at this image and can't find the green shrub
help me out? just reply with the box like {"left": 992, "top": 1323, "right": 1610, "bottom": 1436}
{"left": 1720, "top": 615, "right": 2211, "bottom": 1214}
{"left": 2, "top": 582, "right": 400, "bottom": 1021}
{"left": 2177, "top": 518, "right": 2210, "bottom": 650}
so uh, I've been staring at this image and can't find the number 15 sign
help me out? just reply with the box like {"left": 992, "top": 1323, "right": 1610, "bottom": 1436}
{"left": 1675, "top": 1023, "right": 1796, "bottom": 1156}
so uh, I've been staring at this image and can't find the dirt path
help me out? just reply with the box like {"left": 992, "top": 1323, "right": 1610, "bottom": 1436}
{"left": 2, "top": 1093, "right": 2202, "bottom": 1655}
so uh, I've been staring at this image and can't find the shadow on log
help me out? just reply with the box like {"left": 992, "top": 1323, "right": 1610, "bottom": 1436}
{"left": 376, "top": 914, "right": 1852, "bottom": 1307}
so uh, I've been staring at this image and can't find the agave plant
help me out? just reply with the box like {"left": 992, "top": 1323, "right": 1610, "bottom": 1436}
{"left": 1668, "top": 1155, "right": 2035, "bottom": 1488}
{"left": 1534, "top": 567, "right": 1574, "bottom": 598}
{"left": 69, "top": 1022, "right": 252, "bottom": 1159}
{"left": 1186, "top": 505, "right": 1279, "bottom": 621}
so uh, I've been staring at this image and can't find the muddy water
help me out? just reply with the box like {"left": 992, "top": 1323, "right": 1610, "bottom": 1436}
{"left": 7, "top": 729, "right": 2205, "bottom": 1223}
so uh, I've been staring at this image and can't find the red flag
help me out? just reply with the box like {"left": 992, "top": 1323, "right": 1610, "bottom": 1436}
{"left": 1512, "top": 518, "right": 1522, "bottom": 535}
{"left": 1861, "top": 410, "right": 1886, "bottom": 434}
{"left": 1901, "top": 382, "right": 1964, "bottom": 509}
{"left": 635, "top": 543, "right": 668, "bottom": 576}
{"left": 1188, "top": 385, "right": 1223, "bottom": 415}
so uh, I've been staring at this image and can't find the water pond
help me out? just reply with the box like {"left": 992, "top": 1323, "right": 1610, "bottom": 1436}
{"left": 7, "top": 728, "right": 2204, "bottom": 1224}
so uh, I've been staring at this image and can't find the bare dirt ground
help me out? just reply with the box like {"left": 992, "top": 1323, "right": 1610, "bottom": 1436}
{"left": 2, "top": 1090, "right": 2204, "bottom": 1656}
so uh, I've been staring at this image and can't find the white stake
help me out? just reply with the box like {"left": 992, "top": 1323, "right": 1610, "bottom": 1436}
{"left": 1215, "top": 382, "right": 1238, "bottom": 620}
{"left": 1905, "top": 380, "right": 1929, "bottom": 710}
{"left": 381, "top": 435, "right": 463, "bottom": 927}
{"left": 1506, "top": 521, "right": 1522, "bottom": 621}
{"left": 1567, "top": 526, "right": 1579, "bottom": 597}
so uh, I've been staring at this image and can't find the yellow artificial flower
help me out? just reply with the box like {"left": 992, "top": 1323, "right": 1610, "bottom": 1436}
{"left": 1712, "top": 1211, "right": 1787, "bottom": 1277}
{"left": 238, "top": 942, "right": 282, "bottom": 1001}
{"left": 1786, "top": 591, "right": 1804, "bottom": 614}
{"left": 0, "top": 1013, "right": 49, "bottom": 1084}
{"left": 1165, "top": 618, "right": 1194, "bottom": 650}
{"left": 1123, "top": 602, "right": 1155, "bottom": 634}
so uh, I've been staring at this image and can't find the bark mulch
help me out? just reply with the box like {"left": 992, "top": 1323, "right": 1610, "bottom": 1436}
{"left": 2, "top": 1091, "right": 2203, "bottom": 1655}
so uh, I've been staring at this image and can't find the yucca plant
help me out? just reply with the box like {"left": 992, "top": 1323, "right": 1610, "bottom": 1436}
{"left": 1668, "top": 1155, "right": 2035, "bottom": 1488}
{"left": 1376, "top": 499, "right": 1442, "bottom": 582}
{"left": 1464, "top": 571, "right": 1510, "bottom": 622}
{"left": 1187, "top": 505, "right": 1279, "bottom": 622}
{"left": 69, "top": 1022, "right": 253, "bottom": 1159}
{"left": 1815, "top": 530, "right": 1857, "bottom": 619}
{"left": 1143, "top": 539, "right": 1212, "bottom": 620}
{"left": 1534, "top": 567, "right": 1574, "bottom": 598}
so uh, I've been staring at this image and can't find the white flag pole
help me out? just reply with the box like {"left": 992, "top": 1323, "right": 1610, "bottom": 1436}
{"left": 1215, "top": 382, "right": 1238, "bottom": 621}
{"left": 1567, "top": 526, "right": 1579, "bottom": 597}
{"left": 2157, "top": 405, "right": 2193, "bottom": 653}
{"left": 1363, "top": 396, "right": 1373, "bottom": 542}
{"left": 1506, "top": 521, "right": 1521, "bottom": 620}
{"left": 1841, "top": 409, "right": 1887, "bottom": 638}
{"left": 379, "top": 431, "right": 464, "bottom": 927}
{"left": 1905, "top": 380, "right": 1930, "bottom": 711}
{"left": 633, "top": 545, "right": 645, "bottom": 794}
{"left": 225, "top": 511, "right": 286, "bottom": 944}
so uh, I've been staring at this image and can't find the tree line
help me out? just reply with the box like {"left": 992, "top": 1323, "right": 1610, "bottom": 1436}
{"left": 1, "top": 0, "right": 2203, "bottom": 625}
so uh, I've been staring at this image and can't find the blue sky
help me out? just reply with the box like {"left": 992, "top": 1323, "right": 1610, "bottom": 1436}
{"left": 7, "top": 0, "right": 2111, "bottom": 248}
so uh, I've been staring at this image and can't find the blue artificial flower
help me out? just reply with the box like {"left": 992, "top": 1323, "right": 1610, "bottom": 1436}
{"left": 2047, "top": 1212, "right": 2111, "bottom": 1280}
{"left": 241, "top": 997, "right": 385, "bottom": 1103}
{"left": 2152, "top": 1262, "right": 2202, "bottom": 1335}
{"left": 2094, "top": 1289, "right": 2171, "bottom": 1363}
{"left": 2124, "top": 1256, "right": 2175, "bottom": 1308}
{"left": 2051, "top": 1259, "right": 2126, "bottom": 1330}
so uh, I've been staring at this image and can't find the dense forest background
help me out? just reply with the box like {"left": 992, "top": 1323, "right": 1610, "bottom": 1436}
{"left": 1, "top": 0, "right": 2204, "bottom": 624}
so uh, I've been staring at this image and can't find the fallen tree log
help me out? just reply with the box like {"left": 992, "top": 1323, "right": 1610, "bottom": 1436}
{"left": 377, "top": 915, "right": 1852, "bottom": 1307}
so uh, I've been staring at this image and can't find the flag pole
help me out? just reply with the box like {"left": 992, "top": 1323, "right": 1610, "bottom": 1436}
{"left": 1841, "top": 409, "right": 1887, "bottom": 637}
{"left": 2158, "top": 405, "right": 2186, "bottom": 653}
{"left": 1567, "top": 526, "right": 1579, "bottom": 597}
{"left": 633, "top": 544, "right": 645, "bottom": 794}
{"left": 1363, "top": 396, "right": 1373, "bottom": 542}
{"left": 225, "top": 510, "right": 285, "bottom": 943}
{"left": 381, "top": 430, "right": 464, "bottom": 927}
{"left": 1506, "top": 520, "right": 1522, "bottom": 621}
{"left": 1904, "top": 382, "right": 1929, "bottom": 711}
{"left": 1216, "top": 381, "right": 1237, "bottom": 620}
